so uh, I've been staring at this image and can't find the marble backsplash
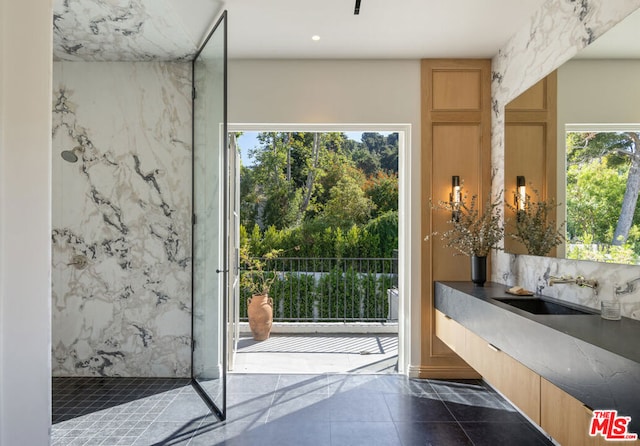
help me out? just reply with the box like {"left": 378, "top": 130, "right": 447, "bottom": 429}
{"left": 491, "top": 0, "right": 640, "bottom": 320}
{"left": 511, "top": 254, "right": 640, "bottom": 320}
{"left": 51, "top": 61, "right": 193, "bottom": 376}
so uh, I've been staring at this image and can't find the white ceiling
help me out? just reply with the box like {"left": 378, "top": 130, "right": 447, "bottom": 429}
{"left": 223, "top": 0, "right": 547, "bottom": 59}
{"left": 53, "top": 0, "right": 548, "bottom": 61}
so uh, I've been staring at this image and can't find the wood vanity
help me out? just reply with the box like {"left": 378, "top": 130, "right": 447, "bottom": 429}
{"left": 435, "top": 281, "right": 640, "bottom": 446}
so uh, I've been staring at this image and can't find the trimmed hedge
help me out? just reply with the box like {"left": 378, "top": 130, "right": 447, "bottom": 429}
{"left": 240, "top": 266, "right": 394, "bottom": 322}
{"left": 241, "top": 210, "right": 398, "bottom": 259}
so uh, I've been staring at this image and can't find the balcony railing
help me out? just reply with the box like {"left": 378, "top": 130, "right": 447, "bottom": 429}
{"left": 240, "top": 257, "right": 397, "bottom": 323}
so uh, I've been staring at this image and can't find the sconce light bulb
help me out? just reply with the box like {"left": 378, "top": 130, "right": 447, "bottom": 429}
{"left": 451, "top": 176, "right": 461, "bottom": 203}
{"left": 451, "top": 176, "right": 461, "bottom": 221}
{"left": 516, "top": 176, "right": 526, "bottom": 211}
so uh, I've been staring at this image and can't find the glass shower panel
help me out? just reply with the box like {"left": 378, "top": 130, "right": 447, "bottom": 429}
{"left": 192, "top": 11, "right": 227, "bottom": 418}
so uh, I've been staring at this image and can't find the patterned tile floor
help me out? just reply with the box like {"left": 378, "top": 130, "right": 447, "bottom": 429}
{"left": 52, "top": 375, "right": 555, "bottom": 445}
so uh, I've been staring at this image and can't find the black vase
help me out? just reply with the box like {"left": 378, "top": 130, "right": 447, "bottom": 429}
{"left": 470, "top": 255, "right": 487, "bottom": 286}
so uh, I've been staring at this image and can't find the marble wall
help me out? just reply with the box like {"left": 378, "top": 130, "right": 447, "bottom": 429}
{"left": 51, "top": 61, "right": 193, "bottom": 377}
{"left": 492, "top": 0, "right": 640, "bottom": 319}
{"left": 53, "top": 0, "right": 200, "bottom": 61}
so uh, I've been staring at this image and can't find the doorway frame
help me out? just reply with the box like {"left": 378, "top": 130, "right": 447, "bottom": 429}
{"left": 228, "top": 122, "right": 412, "bottom": 374}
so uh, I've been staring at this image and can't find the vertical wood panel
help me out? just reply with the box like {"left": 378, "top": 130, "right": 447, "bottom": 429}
{"left": 420, "top": 59, "right": 491, "bottom": 377}
{"left": 504, "top": 72, "right": 557, "bottom": 256}
{"left": 504, "top": 124, "right": 547, "bottom": 254}
{"left": 432, "top": 70, "right": 482, "bottom": 110}
{"left": 432, "top": 124, "right": 482, "bottom": 279}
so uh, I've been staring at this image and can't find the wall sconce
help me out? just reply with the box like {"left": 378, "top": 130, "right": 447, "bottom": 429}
{"left": 515, "top": 175, "right": 526, "bottom": 212}
{"left": 450, "top": 175, "right": 461, "bottom": 221}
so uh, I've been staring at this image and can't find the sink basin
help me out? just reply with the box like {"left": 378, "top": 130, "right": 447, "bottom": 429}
{"left": 493, "top": 297, "right": 592, "bottom": 315}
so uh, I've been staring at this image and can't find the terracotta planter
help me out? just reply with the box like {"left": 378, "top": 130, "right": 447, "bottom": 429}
{"left": 247, "top": 294, "right": 273, "bottom": 341}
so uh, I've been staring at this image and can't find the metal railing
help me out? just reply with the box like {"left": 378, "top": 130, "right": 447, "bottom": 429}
{"left": 240, "top": 257, "right": 397, "bottom": 323}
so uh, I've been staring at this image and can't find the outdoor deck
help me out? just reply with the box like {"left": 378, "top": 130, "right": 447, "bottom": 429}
{"left": 232, "top": 333, "right": 398, "bottom": 374}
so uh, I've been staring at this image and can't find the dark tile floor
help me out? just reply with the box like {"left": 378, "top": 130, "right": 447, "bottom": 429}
{"left": 52, "top": 375, "right": 555, "bottom": 446}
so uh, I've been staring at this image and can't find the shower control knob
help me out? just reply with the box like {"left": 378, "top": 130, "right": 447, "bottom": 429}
{"left": 68, "top": 254, "right": 89, "bottom": 270}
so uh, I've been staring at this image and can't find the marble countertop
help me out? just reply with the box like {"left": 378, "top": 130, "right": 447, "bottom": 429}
{"left": 434, "top": 281, "right": 640, "bottom": 432}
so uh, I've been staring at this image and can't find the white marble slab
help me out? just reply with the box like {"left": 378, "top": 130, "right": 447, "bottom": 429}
{"left": 52, "top": 61, "right": 192, "bottom": 376}
{"left": 53, "top": 0, "right": 202, "bottom": 61}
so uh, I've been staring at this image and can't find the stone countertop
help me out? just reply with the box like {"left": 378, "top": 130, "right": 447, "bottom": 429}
{"left": 435, "top": 281, "right": 640, "bottom": 433}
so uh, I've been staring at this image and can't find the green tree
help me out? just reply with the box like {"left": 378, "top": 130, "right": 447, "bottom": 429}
{"left": 567, "top": 131, "right": 640, "bottom": 246}
{"left": 364, "top": 211, "right": 398, "bottom": 258}
{"left": 364, "top": 171, "right": 398, "bottom": 217}
{"left": 322, "top": 176, "right": 375, "bottom": 228}
{"left": 566, "top": 158, "right": 627, "bottom": 245}
{"left": 238, "top": 131, "right": 399, "bottom": 259}
{"left": 360, "top": 132, "right": 399, "bottom": 173}
{"left": 352, "top": 147, "right": 381, "bottom": 176}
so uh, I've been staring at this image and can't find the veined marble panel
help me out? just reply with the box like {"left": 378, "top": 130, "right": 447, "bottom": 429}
{"left": 491, "top": 0, "right": 640, "bottom": 320}
{"left": 52, "top": 61, "right": 192, "bottom": 376}
{"left": 53, "top": 0, "right": 203, "bottom": 61}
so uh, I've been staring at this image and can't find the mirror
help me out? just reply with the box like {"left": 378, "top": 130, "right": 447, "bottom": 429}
{"left": 505, "top": 7, "right": 640, "bottom": 265}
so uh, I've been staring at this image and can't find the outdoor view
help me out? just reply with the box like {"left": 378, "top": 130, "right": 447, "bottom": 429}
{"left": 237, "top": 131, "right": 399, "bottom": 322}
{"left": 566, "top": 130, "right": 640, "bottom": 264}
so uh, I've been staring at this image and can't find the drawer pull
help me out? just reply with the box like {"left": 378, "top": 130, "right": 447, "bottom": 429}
{"left": 444, "top": 314, "right": 452, "bottom": 320}
{"left": 487, "top": 343, "right": 500, "bottom": 352}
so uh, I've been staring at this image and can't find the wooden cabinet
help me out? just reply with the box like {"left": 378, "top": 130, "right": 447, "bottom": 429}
{"left": 434, "top": 309, "right": 465, "bottom": 354}
{"left": 420, "top": 59, "right": 491, "bottom": 379}
{"left": 464, "top": 325, "right": 540, "bottom": 424}
{"left": 435, "top": 310, "right": 640, "bottom": 445}
{"left": 541, "top": 378, "right": 607, "bottom": 446}
{"left": 540, "top": 379, "right": 640, "bottom": 445}
{"left": 462, "top": 323, "right": 493, "bottom": 379}
{"left": 435, "top": 310, "right": 541, "bottom": 424}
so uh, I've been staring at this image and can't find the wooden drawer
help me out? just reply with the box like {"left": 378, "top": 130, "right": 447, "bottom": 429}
{"left": 496, "top": 348, "right": 540, "bottom": 424}
{"left": 540, "top": 379, "right": 640, "bottom": 446}
{"left": 541, "top": 378, "right": 601, "bottom": 446}
{"left": 463, "top": 327, "right": 495, "bottom": 380}
{"left": 435, "top": 309, "right": 465, "bottom": 354}
{"left": 464, "top": 328, "right": 540, "bottom": 424}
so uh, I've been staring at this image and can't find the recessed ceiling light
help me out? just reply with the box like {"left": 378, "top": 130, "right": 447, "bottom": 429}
{"left": 311, "top": 35, "right": 320, "bottom": 41}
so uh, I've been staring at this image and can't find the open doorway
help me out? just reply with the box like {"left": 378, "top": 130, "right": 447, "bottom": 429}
{"left": 228, "top": 124, "right": 407, "bottom": 375}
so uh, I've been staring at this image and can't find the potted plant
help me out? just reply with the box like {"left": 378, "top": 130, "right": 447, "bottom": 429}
{"left": 240, "top": 246, "right": 281, "bottom": 341}
{"left": 426, "top": 185, "right": 504, "bottom": 286}
{"left": 506, "top": 188, "right": 565, "bottom": 256}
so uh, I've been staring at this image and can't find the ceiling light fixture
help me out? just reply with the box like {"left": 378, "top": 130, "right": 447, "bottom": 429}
{"left": 312, "top": 35, "right": 320, "bottom": 41}
{"left": 354, "top": 0, "right": 361, "bottom": 15}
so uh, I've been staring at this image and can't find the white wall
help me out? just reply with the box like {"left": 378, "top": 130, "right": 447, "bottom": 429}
{"left": 229, "top": 59, "right": 422, "bottom": 372}
{"left": 0, "top": 0, "right": 53, "bottom": 444}
{"left": 558, "top": 59, "right": 640, "bottom": 124}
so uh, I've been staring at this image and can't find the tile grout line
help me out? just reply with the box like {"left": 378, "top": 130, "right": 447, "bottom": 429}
{"left": 432, "top": 384, "right": 479, "bottom": 446}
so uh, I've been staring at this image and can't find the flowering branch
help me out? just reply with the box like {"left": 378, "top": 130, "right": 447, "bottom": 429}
{"left": 505, "top": 187, "right": 565, "bottom": 256}
{"left": 426, "top": 185, "right": 505, "bottom": 257}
